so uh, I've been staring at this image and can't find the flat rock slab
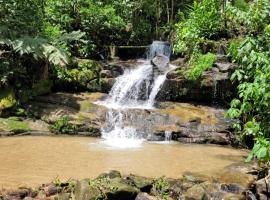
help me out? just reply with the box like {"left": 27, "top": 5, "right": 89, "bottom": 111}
{"left": 1, "top": 92, "right": 238, "bottom": 145}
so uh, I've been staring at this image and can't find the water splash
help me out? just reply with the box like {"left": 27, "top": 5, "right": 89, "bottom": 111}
{"left": 97, "top": 41, "right": 174, "bottom": 148}
{"left": 165, "top": 130, "right": 172, "bottom": 141}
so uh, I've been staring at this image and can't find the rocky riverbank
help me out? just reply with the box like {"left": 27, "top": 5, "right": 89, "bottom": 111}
{"left": 0, "top": 92, "right": 239, "bottom": 146}
{"left": 1, "top": 161, "right": 268, "bottom": 200}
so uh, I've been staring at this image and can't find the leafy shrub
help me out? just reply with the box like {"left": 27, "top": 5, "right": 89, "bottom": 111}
{"left": 174, "top": 0, "right": 223, "bottom": 55}
{"left": 226, "top": 0, "right": 270, "bottom": 35}
{"left": 234, "top": 0, "right": 249, "bottom": 11}
{"left": 152, "top": 177, "right": 170, "bottom": 199}
{"left": 227, "top": 25, "right": 270, "bottom": 165}
{"left": 227, "top": 38, "right": 243, "bottom": 62}
{"left": 185, "top": 52, "right": 217, "bottom": 80}
{"left": 49, "top": 116, "right": 77, "bottom": 135}
{"left": 53, "top": 59, "right": 102, "bottom": 90}
{"left": 0, "top": 87, "right": 17, "bottom": 112}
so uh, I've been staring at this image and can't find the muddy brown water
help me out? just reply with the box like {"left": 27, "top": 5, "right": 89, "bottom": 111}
{"left": 0, "top": 136, "right": 248, "bottom": 189}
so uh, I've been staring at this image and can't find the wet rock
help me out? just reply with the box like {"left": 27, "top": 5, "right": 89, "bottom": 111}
{"left": 105, "top": 178, "right": 139, "bottom": 200}
{"left": 100, "top": 70, "right": 121, "bottom": 78}
{"left": 5, "top": 189, "right": 31, "bottom": 199}
{"left": 200, "top": 181, "right": 221, "bottom": 194}
{"left": 216, "top": 54, "right": 228, "bottom": 63}
{"left": 184, "top": 185, "right": 209, "bottom": 200}
{"left": 215, "top": 63, "right": 234, "bottom": 73}
{"left": 44, "top": 184, "right": 59, "bottom": 196}
{"left": 126, "top": 175, "right": 153, "bottom": 192}
{"left": 171, "top": 57, "right": 186, "bottom": 66}
{"left": 74, "top": 179, "right": 92, "bottom": 200}
{"left": 255, "top": 175, "right": 270, "bottom": 200}
{"left": 54, "top": 193, "right": 71, "bottom": 200}
{"left": 98, "top": 170, "right": 122, "bottom": 179}
{"left": 221, "top": 183, "right": 244, "bottom": 194}
{"left": 36, "top": 190, "right": 47, "bottom": 199}
{"left": 222, "top": 193, "right": 245, "bottom": 200}
{"left": 182, "top": 172, "right": 212, "bottom": 184}
{"left": 135, "top": 192, "right": 158, "bottom": 200}
{"left": 166, "top": 68, "right": 181, "bottom": 79}
{"left": 151, "top": 55, "right": 170, "bottom": 73}
{"left": 23, "top": 197, "right": 34, "bottom": 200}
{"left": 218, "top": 170, "right": 256, "bottom": 189}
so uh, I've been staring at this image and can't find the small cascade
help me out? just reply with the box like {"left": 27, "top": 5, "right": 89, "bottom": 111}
{"left": 147, "top": 41, "right": 171, "bottom": 59}
{"left": 164, "top": 131, "right": 172, "bottom": 141}
{"left": 212, "top": 79, "right": 218, "bottom": 107}
{"left": 97, "top": 41, "right": 174, "bottom": 148}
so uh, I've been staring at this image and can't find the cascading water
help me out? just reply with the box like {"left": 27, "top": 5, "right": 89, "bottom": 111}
{"left": 147, "top": 41, "right": 171, "bottom": 59}
{"left": 97, "top": 41, "right": 175, "bottom": 148}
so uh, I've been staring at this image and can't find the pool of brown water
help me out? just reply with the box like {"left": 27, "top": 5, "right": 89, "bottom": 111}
{"left": 0, "top": 136, "right": 248, "bottom": 189}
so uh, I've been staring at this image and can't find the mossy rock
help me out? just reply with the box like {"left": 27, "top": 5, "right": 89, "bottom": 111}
{"left": 0, "top": 117, "right": 30, "bottom": 133}
{"left": 0, "top": 87, "right": 17, "bottom": 112}
{"left": 86, "top": 177, "right": 139, "bottom": 200}
{"left": 126, "top": 175, "right": 154, "bottom": 192}
{"left": 184, "top": 185, "right": 209, "bottom": 200}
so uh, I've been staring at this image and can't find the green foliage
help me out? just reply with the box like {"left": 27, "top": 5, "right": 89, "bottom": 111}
{"left": 0, "top": 87, "right": 17, "bottom": 111}
{"left": 227, "top": 38, "right": 243, "bottom": 62}
{"left": 0, "top": 0, "right": 44, "bottom": 38}
{"left": 185, "top": 53, "right": 216, "bottom": 80}
{"left": 234, "top": 0, "right": 249, "bottom": 11}
{"left": 0, "top": 117, "right": 29, "bottom": 132}
{"left": 174, "top": 0, "right": 223, "bottom": 55}
{"left": 49, "top": 116, "right": 77, "bottom": 135}
{"left": 226, "top": 0, "right": 270, "bottom": 35}
{"left": 247, "top": 138, "right": 270, "bottom": 165}
{"left": 226, "top": 1, "right": 270, "bottom": 165}
{"left": 54, "top": 59, "right": 102, "bottom": 89}
{"left": 152, "top": 177, "right": 170, "bottom": 199}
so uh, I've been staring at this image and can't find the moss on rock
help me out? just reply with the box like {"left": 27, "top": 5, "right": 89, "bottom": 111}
{"left": 0, "top": 117, "right": 30, "bottom": 133}
{"left": 0, "top": 88, "right": 17, "bottom": 112}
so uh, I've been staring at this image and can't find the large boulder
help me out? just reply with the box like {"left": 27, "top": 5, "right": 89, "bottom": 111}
{"left": 74, "top": 179, "right": 97, "bottom": 200}
{"left": 255, "top": 175, "right": 270, "bottom": 200}
{"left": 85, "top": 177, "right": 139, "bottom": 200}
{"left": 135, "top": 193, "right": 159, "bottom": 200}
{"left": 151, "top": 54, "right": 170, "bottom": 73}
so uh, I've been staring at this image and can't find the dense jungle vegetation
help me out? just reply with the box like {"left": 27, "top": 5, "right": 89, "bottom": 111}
{"left": 0, "top": 0, "right": 270, "bottom": 167}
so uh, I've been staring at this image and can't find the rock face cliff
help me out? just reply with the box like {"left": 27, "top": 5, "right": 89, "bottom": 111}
{"left": 94, "top": 54, "right": 237, "bottom": 106}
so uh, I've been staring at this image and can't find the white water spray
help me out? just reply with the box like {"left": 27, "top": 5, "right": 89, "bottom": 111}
{"left": 97, "top": 41, "right": 175, "bottom": 148}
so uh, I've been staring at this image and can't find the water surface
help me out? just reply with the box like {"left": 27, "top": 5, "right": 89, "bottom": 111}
{"left": 0, "top": 136, "right": 247, "bottom": 189}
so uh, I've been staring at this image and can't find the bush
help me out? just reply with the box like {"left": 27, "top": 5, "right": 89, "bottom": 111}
{"left": 0, "top": 87, "right": 17, "bottom": 112}
{"left": 174, "top": 0, "right": 223, "bottom": 55}
{"left": 152, "top": 177, "right": 170, "bottom": 199}
{"left": 49, "top": 116, "right": 77, "bottom": 135}
{"left": 53, "top": 59, "right": 102, "bottom": 91}
{"left": 185, "top": 52, "right": 217, "bottom": 80}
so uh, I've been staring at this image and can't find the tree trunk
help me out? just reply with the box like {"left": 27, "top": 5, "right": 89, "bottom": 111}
{"left": 156, "top": 0, "right": 159, "bottom": 39}
{"left": 40, "top": 60, "right": 49, "bottom": 80}
{"left": 170, "top": 0, "right": 174, "bottom": 23}
{"left": 166, "top": 0, "right": 170, "bottom": 24}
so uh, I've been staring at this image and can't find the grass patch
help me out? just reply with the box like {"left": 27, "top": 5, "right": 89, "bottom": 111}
{"left": 0, "top": 117, "right": 30, "bottom": 132}
{"left": 185, "top": 53, "right": 217, "bottom": 80}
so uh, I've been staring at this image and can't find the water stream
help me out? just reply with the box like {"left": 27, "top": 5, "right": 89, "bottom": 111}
{"left": 97, "top": 41, "right": 175, "bottom": 148}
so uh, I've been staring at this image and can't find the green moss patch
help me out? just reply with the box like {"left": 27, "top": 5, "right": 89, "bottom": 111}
{"left": 185, "top": 53, "right": 217, "bottom": 80}
{"left": 0, "top": 88, "right": 17, "bottom": 111}
{"left": 0, "top": 117, "right": 30, "bottom": 132}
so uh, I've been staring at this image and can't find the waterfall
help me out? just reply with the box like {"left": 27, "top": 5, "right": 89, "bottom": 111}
{"left": 147, "top": 41, "right": 171, "bottom": 59}
{"left": 97, "top": 41, "right": 174, "bottom": 148}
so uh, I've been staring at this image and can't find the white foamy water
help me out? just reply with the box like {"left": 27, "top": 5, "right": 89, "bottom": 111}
{"left": 96, "top": 41, "right": 174, "bottom": 148}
